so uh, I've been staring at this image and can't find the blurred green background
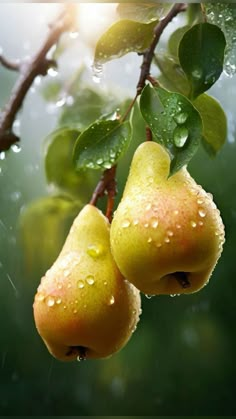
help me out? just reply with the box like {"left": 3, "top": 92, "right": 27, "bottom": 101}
{"left": 0, "top": 3, "right": 236, "bottom": 416}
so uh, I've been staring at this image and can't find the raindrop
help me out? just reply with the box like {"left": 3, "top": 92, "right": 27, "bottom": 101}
{"left": 121, "top": 219, "right": 131, "bottom": 228}
{"left": 87, "top": 244, "right": 103, "bottom": 258}
{"left": 92, "top": 61, "right": 103, "bottom": 84}
{"left": 173, "top": 126, "right": 189, "bottom": 148}
{"left": 86, "top": 275, "right": 95, "bottom": 285}
{"left": 151, "top": 218, "right": 159, "bottom": 228}
{"left": 103, "top": 161, "right": 112, "bottom": 169}
{"left": 12, "top": 120, "right": 21, "bottom": 137}
{"left": 35, "top": 293, "right": 45, "bottom": 302}
{"left": 173, "top": 210, "right": 179, "bottom": 215}
{"left": 145, "top": 294, "right": 153, "bottom": 299}
{"left": 191, "top": 221, "right": 197, "bottom": 228}
{"left": 145, "top": 203, "right": 152, "bottom": 211}
{"left": 64, "top": 269, "right": 70, "bottom": 277}
{"left": 147, "top": 237, "right": 152, "bottom": 244}
{"left": 108, "top": 295, "right": 115, "bottom": 305}
{"left": 174, "top": 112, "right": 188, "bottom": 125}
{"left": 133, "top": 219, "right": 139, "bottom": 226}
{"left": 192, "top": 68, "right": 202, "bottom": 79}
{"left": 56, "top": 97, "right": 66, "bottom": 108}
{"left": 46, "top": 296, "right": 55, "bottom": 307}
{"left": 57, "top": 282, "right": 62, "bottom": 290}
{"left": 73, "top": 309, "right": 78, "bottom": 314}
{"left": 96, "top": 158, "right": 103, "bottom": 165}
{"left": 165, "top": 237, "right": 170, "bottom": 243}
{"left": 198, "top": 208, "right": 206, "bottom": 218}
{"left": 198, "top": 221, "right": 204, "bottom": 226}
{"left": 167, "top": 230, "right": 174, "bottom": 237}
{"left": 0, "top": 152, "right": 6, "bottom": 160}
{"left": 47, "top": 67, "right": 58, "bottom": 77}
{"left": 144, "top": 223, "right": 149, "bottom": 228}
{"left": 10, "top": 191, "right": 21, "bottom": 202}
{"left": 77, "top": 280, "right": 84, "bottom": 289}
{"left": 197, "top": 198, "right": 203, "bottom": 205}
{"left": 104, "top": 281, "right": 108, "bottom": 286}
{"left": 56, "top": 298, "right": 62, "bottom": 305}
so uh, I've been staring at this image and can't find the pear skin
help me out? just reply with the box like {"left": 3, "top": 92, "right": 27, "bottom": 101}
{"left": 110, "top": 141, "right": 225, "bottom": 295}
{"left": 33, "top": 204, "right": 141, "bottom": 361}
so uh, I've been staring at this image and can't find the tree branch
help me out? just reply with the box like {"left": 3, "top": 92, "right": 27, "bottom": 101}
{"left": 0, "top": 4, "right": 77, "bottom": 152}
{"left": 0, "top": 54, "right": 20, "bottom": 71}
{"left": 137, "top": 3, "right": 187, "bottom": 93}
{"left": 90, "top": 3, "right": 187, "bottom": 219}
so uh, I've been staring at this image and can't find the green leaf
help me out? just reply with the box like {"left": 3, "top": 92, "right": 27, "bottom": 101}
{"left": 193, "top": 94, "right": 227, "bottom": 154}
{"left": 179, "top": 23, "right": 226, "bottom": 99}
{"left": 140, "top": 85, "right": 202, "bottom": 175}
{"left": 73, "top": 119, "right": 132, "bottom": 171}
{"left": 154, "top": 54, "right": 189, "bottom": 95}
{"left": 117, "top": 3, "right": 171, "bottom": 23}
{"left": 94, "top": 19, "right": 157, "bottom": 65}
{"left": 205, "top": 3, "right": 236, "bottom": 77}
{"left": 168, "top": 25, "right": 190, "bottom": 58}
{"left": 59, "top": 87, "right": 111, "bottom": 129}
{"left": 44, "top": 127, "right": 97, "bottom": 200}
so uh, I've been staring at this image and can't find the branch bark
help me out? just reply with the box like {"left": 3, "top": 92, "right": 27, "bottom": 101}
{"left": 0, "top": 4, "right": 76, "bottom": 152}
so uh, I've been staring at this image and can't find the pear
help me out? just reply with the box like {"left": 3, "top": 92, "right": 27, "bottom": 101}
{"left": 33, "top": 204, "right": 141, "bottom": 361}
{"left": 110, "top": 141, "right": 225, "bottom": 296}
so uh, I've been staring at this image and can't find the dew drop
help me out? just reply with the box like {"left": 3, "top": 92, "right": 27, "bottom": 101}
{"left": 35, "top": 293, "right": 45, "bottom": 302}
{"left": 11, "top": 143, "right": 21, "bottom": 153}
{"left": 86, "top": 275, "right": 95, "bottom": 285}
{"left": 47, "top": 67, "right": 58, "bottom": 77}
{"left": 191, "top": 221, "right": 197, "bottom": 228}
{"left": 92, "top": 61, "right": 103, "bottom": 84}
{"left": 151, "top": 218, "right": 159, "bottom": 228}
{"left": 173, "top": 126, "right": 189, "bottom": 148}
{"left": 167, "top": 230, "right": 174, "bottom": 237}
{"left": 77, "top": 280, "right": 84, "bottom": 289}
{"left": 165, "top": 237, "right": 170, "bottom": 243}
{"left": 87, "top": 244, "right": 103, "bottom": 258}
{"left": 121, "top": 219, "right": 131, "bottom": 228}
{"left": 56, "top": 297, "right": 62, "bottom": 305}
{"left": 46, "top": 296, "right": 55, "bottom": 307}
{"left": 108, "top": 295, "right": 115, "bottom": 305}
{"left": 198, "top": 208, "right": 206, "bottom": 218}
{"left": 174, "top": 112, "right": 188, "bottom": 125}
{"left": 192, "top": 68, "right": 202, "bottom": 79}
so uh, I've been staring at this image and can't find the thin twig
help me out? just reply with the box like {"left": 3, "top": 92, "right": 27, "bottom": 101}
{"left": 0, "top": 4, "right": 76, "bottom": 152}
{"left": 0, "top": 54, "right": 20, "bottom": 71}
{"left": 137, "top": 3, "right": 187, "bottom": 93}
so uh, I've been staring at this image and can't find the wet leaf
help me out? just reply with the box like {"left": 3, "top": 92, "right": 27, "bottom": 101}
{"left": 117, "top": 3, "right": 171, "bottom": 23}
{"left": 73, "top": 119, "right": 132, "bottom": 171}
{"left": 59, "top": 87, "right": 110, "bottom": 129}
{"left": 205, "top": 3, "right": 236, "bottom": 76}
{"left": 154, "top": 54, "right": 189, "bottom": 95}
{"left": 168, "top": 25, "right": 190, "bottom": 57}
{"left": 94, "top": 19, "right": 157, "bottom": 65}
{"left": 140, "top": 85, "right": 202, "bottom": 175}
{"left": 193, "top": 94, "right": 227, "bottom": 154}
{"left": 44, "top": 127, "right": 96, "bottom": 200}
{"left": 179, "top": 23, "right": 226, "bottom": 99}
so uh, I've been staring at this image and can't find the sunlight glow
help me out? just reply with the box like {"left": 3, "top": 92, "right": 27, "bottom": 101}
{"left": 79, "top": 3, "right": 117, "bottom": 43}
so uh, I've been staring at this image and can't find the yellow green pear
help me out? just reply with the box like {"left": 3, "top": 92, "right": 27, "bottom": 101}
{"left": 110, "top": 141, "right": 225, "bottom": 296}
{"left": 33, "top": 204, "right": 141, "bottom": 361}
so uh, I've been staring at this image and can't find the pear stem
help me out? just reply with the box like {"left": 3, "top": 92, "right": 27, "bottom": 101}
{"left": 90, "top": 166, "right": 117, "bottom": 223}
{"left": 146, "top": 127, "right": 153, "bottom": 141}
